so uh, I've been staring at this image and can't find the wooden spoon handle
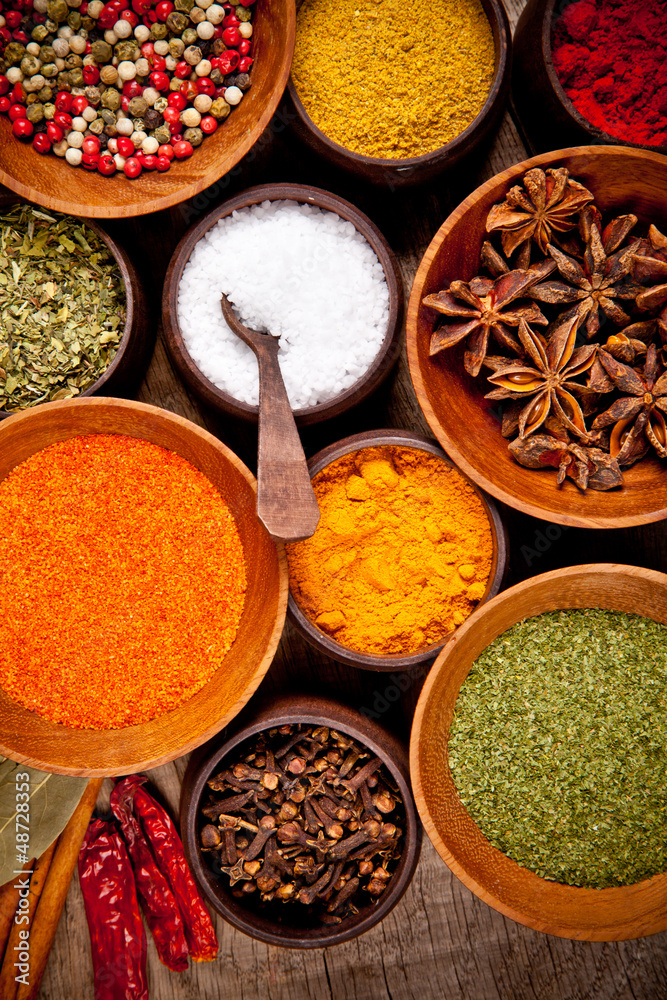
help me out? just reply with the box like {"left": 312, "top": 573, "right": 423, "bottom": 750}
{"left": 255, "top": 339, "right": 320, "bottom": 542}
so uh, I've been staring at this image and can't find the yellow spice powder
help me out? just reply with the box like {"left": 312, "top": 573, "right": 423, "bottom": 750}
{"left": 292, "top": 0, "right": 496, "bottom": 159}
{"left": 286, "top": 446, "right": 493, "bottom": 656}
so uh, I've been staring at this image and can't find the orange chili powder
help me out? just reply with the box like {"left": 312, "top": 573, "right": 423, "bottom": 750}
{"left": 0, "top": 434, "right": 246, "bottom": 730}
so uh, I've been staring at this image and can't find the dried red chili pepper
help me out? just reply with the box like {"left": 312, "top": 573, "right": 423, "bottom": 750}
{"left": 110, "top": 782, "right": 189, "bottom": 973}
{"left": 78, "top": 818, "right": 148, "bottom": 1000}
{"left": 115, "top": 776, "right": 218, "bottom": 962}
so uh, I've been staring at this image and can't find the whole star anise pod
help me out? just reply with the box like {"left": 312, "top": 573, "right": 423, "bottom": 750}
{"left": 485, "top": 167, "right": 594, "bottom": 267}
{"left": 485, "top": 315, "right": 597, "bottom": 438}
{"left": 528, "top": 209, "right": 644, "bottom": 339}
{"left": 509, "top": 431, "right": 623, "bottom": 491}
{"left": 631, "top": 226, "right": 667, "bottom": 336}
{"left": 591, "top": 344, "right": 667, "bottom": 466}
{"left": 424, "top": 270, "right": 549, "bottom": 377}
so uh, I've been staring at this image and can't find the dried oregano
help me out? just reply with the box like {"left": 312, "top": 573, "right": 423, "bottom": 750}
{"left": 448, "top": 609, "right": 667, "bottom": 888}
{"left": 0, "top": 204, "right": 126, "bottom": 412}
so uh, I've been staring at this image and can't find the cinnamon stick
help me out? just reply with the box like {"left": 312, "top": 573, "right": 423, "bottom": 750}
{"left": 0, "top": 842, "right": 57, "bottom": 1000}
{"left": 15, "top": 777, "right": 103, "bottom": 1000}
{"left": 0, "top": 862, "right": 34, "bottom": 968}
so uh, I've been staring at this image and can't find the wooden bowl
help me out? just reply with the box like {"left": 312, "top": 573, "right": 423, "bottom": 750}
{"left": 284, "top": 0, "right": 511, "bottom": 187}
{"left": 286, "top": 429, "right": 508, "bottom": 670}
{"left": 180, "top": 692, "right": 422, "bottom": 947}
{"left": 162, "top": 183, "right": 404, "bottom": 426}
{"left": 0, "top": 0, "right": 295, "bottom": 219}
{"left": 512, "top": 0, "right": 667, "bottom": 156}
{"left": 407, "top": 146, "right": 667, "bottom": 529}
{"left": 0, "top": 397, "right": 288, "bottom": 776}
{"left": 0, "top": 206, "right": 152, "bottom": 422}
{"left": 410, "top": 563, "right": 667, "bottom": 941}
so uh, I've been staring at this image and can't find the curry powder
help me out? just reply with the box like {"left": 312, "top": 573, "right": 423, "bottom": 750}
{"left": 287, "top": 446, "right": 493, "bottom": 656}
{"left": 0, "top": 434, "right": 246, "bottom": 730}
{"left": 292, "top": 0, "right": 496, "bottom": 159}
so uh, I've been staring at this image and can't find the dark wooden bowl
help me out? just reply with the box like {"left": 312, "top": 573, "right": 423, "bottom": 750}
{"left": 513, "top": 0, "right": 667, "bottom": 156}
{"left": 0, "top": 0, "right": 295, "bottom": 219}
{"left": 284, "top": 0, "right": 511, "bottom": 187}
{"left": 286, "top": 429, "right": 508, "bottom": 671}
{"left": 407, "top": 146, "right": 667, "bottom": 529}
{"left": 410, "top": 563, "right": 667, "bottom": 941}
{"left": 180, "top": 692, "right": 422, "bottom": 947}
{"left": 0, "top": 204, "right": 152, "bottom": 422}
{"left": 162, "top": 183, "right": 404, "bottom": 426}
{"left": 0, "top": 397, "right": 288, "bottom": 775}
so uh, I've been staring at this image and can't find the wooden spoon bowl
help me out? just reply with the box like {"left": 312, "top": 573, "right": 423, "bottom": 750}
{"left": 180, "top": 692, "right": 422, "bottom": 947}
{"left": 284, "top": 0, "right": 511, "bottom": 187}
{"left": 0, "top": 203, "right": 152, "bottom": 421}
{"left": 286, "top": 429, "right": 508, "bottom": 671}
{"left": 0, "top": 0, "right": 295, "bottom": 218}
{"left": 410, "top": 563, "right": 667, "bottom": 940}
{"left": 162, "top": 183, "right": 404, "bottom": 426}
{"left": 0, "top": 397, "right": 288, "bottom": 775}
{"left": 407, "top": 146, "right": 667, "bottom": 528}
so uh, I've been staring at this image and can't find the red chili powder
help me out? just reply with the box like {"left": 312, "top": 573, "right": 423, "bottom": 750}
{"left": 0, "top": 434, "right": 246, "bottom": 730}
{"left": 551, "top": 0, "right": 667, "bottom": 147}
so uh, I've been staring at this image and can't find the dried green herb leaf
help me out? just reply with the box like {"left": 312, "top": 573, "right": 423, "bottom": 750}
{"left": 0, "top": 758, "right": 87, "bottom": 886}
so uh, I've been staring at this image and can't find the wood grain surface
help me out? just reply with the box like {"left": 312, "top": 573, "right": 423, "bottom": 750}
{"left": 28, "top": 0, "right": 667, "bottom": 994}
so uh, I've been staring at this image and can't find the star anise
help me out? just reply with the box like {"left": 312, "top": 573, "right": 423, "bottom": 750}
{"left": 630, "top": 226, "right": 667, "bottom": 334}
{"left": 485, "top": 315, "right": 597, "bottom": 438}
{"left": 479, "top": 240, "right": 557, "bottom": 281}
{"left": 591, "top": 345, "right": 667, "bottom": 466}
{"left": 509, "top": 432, "right": 623, "bottom": 491}
{"left": 528, "top": 209, "right": 644, "bottom": 339}
{"left": 485, "top": 167, "right": 594, "bottom": 267}
{"left": 424, "top": 270, "right": 549, "bottom": 377}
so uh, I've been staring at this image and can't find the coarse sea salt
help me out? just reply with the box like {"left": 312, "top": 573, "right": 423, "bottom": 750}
{"left": 177, "top": 200, "right": 391, "bottom": 409}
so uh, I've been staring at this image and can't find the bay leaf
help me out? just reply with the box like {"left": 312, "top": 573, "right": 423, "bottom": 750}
{"left": 0, "top": 758, "right": 87, "bottom": 887}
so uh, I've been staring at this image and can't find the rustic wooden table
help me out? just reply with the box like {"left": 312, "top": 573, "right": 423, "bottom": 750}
{"left": 35, "top": 0, "right": 667, "bottom": 995}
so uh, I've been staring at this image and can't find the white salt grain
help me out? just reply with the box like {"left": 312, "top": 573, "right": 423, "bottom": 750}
{"left": 177, "top": 200, "right": 391, "bottom": 409}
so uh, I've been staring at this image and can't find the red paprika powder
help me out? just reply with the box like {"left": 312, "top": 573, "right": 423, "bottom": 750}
{"left": 551, "top": 0, "right": 667, "bottom": 146}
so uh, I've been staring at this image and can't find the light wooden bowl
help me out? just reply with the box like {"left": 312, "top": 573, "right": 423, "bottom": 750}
{"left": 512, "top": 0, "right": 667, "bottom": 156}
{"left": 163, "top": 183, "right": 403, "bottom": 426}
{"left": 287, "top": 429, "right": 508, "bottom": 670}
{"left": 0, "top": 0, "right": 295, "bottom": 219}
{"left": 180, "top": 693, "right": 422, "bottom": 947}
{"left": 407, "top": 146, "right": 667, "bottom": 529}
{"left": 0, "top": 397, "right": 288, "bottom": 776}
{"left": 285, "top": 0, "right": 511, "bottom": 187}
{"left": 410, "top": 563, "right": 667, "bottom": 941}
{"left": 0, "top": 204, "right": 152, "bottom": 421}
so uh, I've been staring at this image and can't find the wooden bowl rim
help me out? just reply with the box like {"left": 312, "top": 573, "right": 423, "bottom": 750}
{"left": 410, "top": 562, "right": 667, "bottom": 940}
{"left": 0, "top": 204, "right": 142, "bottom": 419}
{"left": 286, "top": 0, "right": 511, "bottom": 171}
{"left": 180, "top": 692, "right": 422, "bottom": 947}
{"left": 407, "top": 144, "right": 667, "bottom": 529}
{"left": 0, "top": 396, "right": 289, "bottom": 775}
{"left": 0, "top": 1, "right": 296, "bottom": 218}
{"left": 162, "top": 182, "right": 404, "bottom": 426}
{"left": 540, "top": 0, "right": 667, "bottom": 154}
{"left": 286, "top": 428, "right": 509, "bottom": 671}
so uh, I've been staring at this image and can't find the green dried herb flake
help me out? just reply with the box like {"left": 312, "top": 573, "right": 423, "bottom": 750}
{"left": 0, "top": 204, "right": 126, "bottom": 412}
{"left": 448, "top": 609, "right": 667, "bottom": 888}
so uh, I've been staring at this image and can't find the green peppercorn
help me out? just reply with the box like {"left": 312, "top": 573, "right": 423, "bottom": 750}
{"left": 150, "top": 23, "right": 168, "bottom": 39}
{"left": 236, "top": 5, "right": 251, "bottom": 19}
{"left": 115, "top": 41, "right": 138, "bottom": 61}
{"left": 81, "top": 15, "right": 94, "bottom": 30}
{"left": 88, "top": 116, "right": 105, "bottom": 134}
{"left": 32, "top": 26, "right": 49, "bottom": 42}
{"left": 189, "top": 6, "right": 205, "bottom": 23}
{"left": 128, "top": 96, "right": 148, "bottom": 116}
{"left": 46, "top": 0, "right": 69, "bottom": 21}
{"left": 174, "top": 0, "right": 194, "bottom": 11}
{"left": 209, "top": 97, "right": 230, "bottom": 119}
{"left": 65, "top": 53, "right": 82, "bottom": 68}
{"left": 168, "top": 77, "right": 182, "bottom": 91}
{"left": 168, "top": 37, "right": 185, "bottom": 57}
{"left": 38, "top": 85, "right": 53, "bottom": 101}
{"left": 153, "top": 95, "right": 168, "bottom": 112}
{"left": 68, "top": 68, "right": 84, "bottom": 87}
{"left": 26, "top": 103, "right": 45, "bottom": 123}
{"left": 84, "top": 85, "right": 101, "bottom": 105}
{"left": 26, "top": 93, "right": 38, "bottom": 106}
{"left": 153, "top": 124, "right": 171, "bottom": 144}
{"left": 100, "top": 87, "right": 121, "bottom": 110}
{"left": 183, "top": 126, "right": 203, "bottom": 146}
{"left": 56, "top": 72, "right": 71, "bottom": 90}
{"left": 20, "top": 55, "right": 41, "bottom": 76}
{"left": 91, "top": 39, "right": 112, "bottom": 62}
{"left": 44, "top": 18, "right": 59, "bottom": 31}
{"left": 99, "top": 107, "right": 116, "bottom": 125}
{"left": 67, "top": 12, "right": 82, "bottom": 29}
{"left": 4, "top": 43, "right": 27, "bottom": 64}
{"left": 166, "top": 11, "right": 188, "bottom": 32}
{"left": 43, "top": 102, "right": 56, "bottom": 119}
{"left": 181, "top": 27, "right": 197, "bottom": 45}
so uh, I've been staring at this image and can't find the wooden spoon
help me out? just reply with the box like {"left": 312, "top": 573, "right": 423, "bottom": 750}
{"left": 220, "top": 294, "right": 320, "bottom": 542}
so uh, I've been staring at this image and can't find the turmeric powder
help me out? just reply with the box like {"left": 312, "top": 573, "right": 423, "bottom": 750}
{"left": 286, "top": 445, "right": 494, "bottom": 656}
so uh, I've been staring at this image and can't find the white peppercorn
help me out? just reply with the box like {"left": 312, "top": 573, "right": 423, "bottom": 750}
{"left": 196, "top": 21, "right": 214, "bottom": 39}
{"left": 180, "top": 106, "right": 201, "bottom": 127}
{"left": 206, "top": 3, "right": 224, "bottom": 22}
{"left": 224, "top": 85, "right": 242, "bottom": 105}
{"left": 117, "top": 60, "right": 137, "bottom": 80}
{"left": 65, "top": 145, "right": 82, "bottom": 164}
{"left": 69, "top": 33, "right": 86, "bottom": 53}
{"left": 67, "top": 129, "right": 83, "bottom": 146}
{"left": 195, "top": 57, "right": 211, "bottom": 76}
{"left": 52, "top": 137, "right": 68, "bottom": 155}
{"left": 114, "top": 18, "right": 132, "bottom": 38}
{"left": 238, "top": 21, "right": 252, "bottom": 37}
{"left": 134, "top": 24, "right": 151, "bottom": 42}
{"left": 141, "top": 135, "right": 158, "bottom": 153}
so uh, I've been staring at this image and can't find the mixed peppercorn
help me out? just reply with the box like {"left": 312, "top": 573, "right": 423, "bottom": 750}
{"left": 0, "top": 0, "right": 255, "bottom": 177}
